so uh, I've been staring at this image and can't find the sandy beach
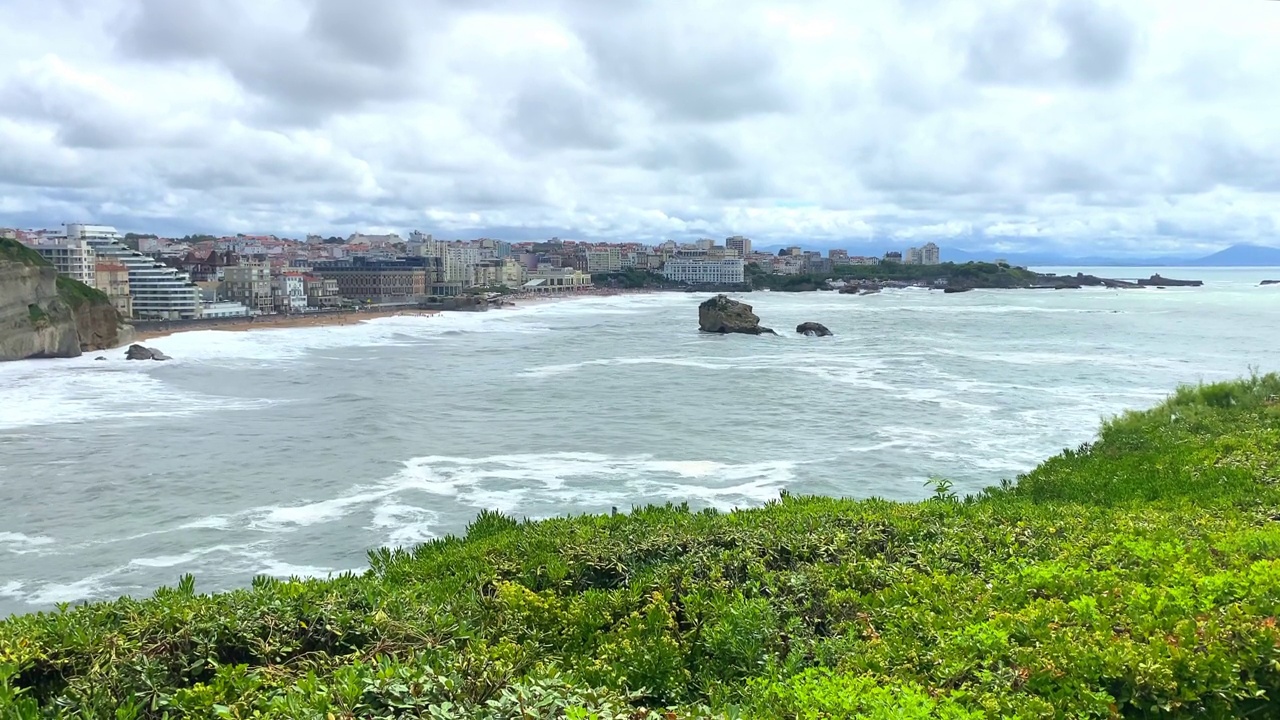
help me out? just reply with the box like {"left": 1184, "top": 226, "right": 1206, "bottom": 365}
{"left": 131, "top": 288, "right": 657, "bottom": 342}
{"left": 133, "top": 308, "right": 441, "bottom": 342}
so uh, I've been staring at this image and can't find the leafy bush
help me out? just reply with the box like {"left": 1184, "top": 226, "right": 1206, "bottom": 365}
{"left": 3, "top": 376, "right": 1280, "bottom": 717}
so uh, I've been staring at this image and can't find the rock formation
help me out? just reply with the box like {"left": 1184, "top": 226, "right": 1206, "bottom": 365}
{"left": 125, "top": 344, "right": 171, "bottom": 361}
{"left": 698, "top": 295, "right": 775, "bottom": 335}
{"left": 1262, "top": 280, "right": 1279, "bottom": 286}
{"left": 796, "top": 322, "right": 833, "bottom": 337}
{"left": 1138, "top": 274, "right": 1203, "bottom": 287}
{"left": 0, "top": 239, "right": 131, "bottom": 361}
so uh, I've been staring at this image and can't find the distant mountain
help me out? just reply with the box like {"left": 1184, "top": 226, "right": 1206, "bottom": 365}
{"left": 1192, "top": 244, "right": 1280, "bottom": 267}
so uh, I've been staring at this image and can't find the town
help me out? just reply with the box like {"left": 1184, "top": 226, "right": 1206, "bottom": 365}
{"left": 1, "top": 223, "right": 943, "bottom": 321}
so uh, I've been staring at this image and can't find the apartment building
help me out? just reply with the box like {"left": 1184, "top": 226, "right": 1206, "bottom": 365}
{"left": 28, "top": 237, "right": 96, "bottom": 285}
{"left": 921, "top": 242, "right": 941, "bottom": 265}
{"left": 661, "top": 258, "right": 746, "bottom": 285}
{"left": 272, "top": 273, "right": 308, "bottom": 313}
{"left": 65, "top": 224, "right": 201, "bottom": 319}
{"left": 586, "top": 246, "right": 623, "bottom": 274}
{"left": 305, "top": 276, "right": 341, "bottom": 308}
{"left": 223, "top": 263, "right": 274, "bottom": 314}
{"left": 725, "top": 236, "right": 752, "bottom": 257}
{"left": 94, "top": 261, "right": 132, "bottom": 317}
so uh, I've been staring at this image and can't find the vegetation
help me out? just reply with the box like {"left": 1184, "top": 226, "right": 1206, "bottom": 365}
{"left": 4, "top": 375, "right": 1280, "bottom": 718}
{"left": 747, "top": 261, "right": 1040, "bottom": 291}
{"left": 54, "top": 276, "right": 111, "bottom": 310}
{"left": 0, "top": 239, "right": 49, "bottom": 267}
{"left": 26, "top": 304, "right": 48, "bottom": 328}
{"left": 592, "top": 269, "right": 690, "bottom": 290}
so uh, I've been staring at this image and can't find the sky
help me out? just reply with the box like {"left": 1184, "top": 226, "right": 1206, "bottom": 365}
{"left": 1, "top": 0, "right": 1278, "bottom": 257}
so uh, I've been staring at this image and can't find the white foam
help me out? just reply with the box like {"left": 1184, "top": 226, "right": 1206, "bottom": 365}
{"left": 370, "top": 502, "right": 440, "bottom": 546}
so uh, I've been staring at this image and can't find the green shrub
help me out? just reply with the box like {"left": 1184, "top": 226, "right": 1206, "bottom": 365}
{"left": 3, "top": 375, "right": 1280, "bottom": 718}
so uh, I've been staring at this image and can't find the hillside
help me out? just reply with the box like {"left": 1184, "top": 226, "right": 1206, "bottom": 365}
{"left": 3, "top": 375, "right": 1280, "bottom": 717}
{"left": 1194, "top": 243, "right": 1280, "bottom": 267}
{"left": 0, "top": 239, "right": 127, "bottom": 361}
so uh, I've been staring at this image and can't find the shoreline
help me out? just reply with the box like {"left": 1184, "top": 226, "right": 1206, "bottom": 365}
{"left": 131, "top": 288, "right": 660, "bottom": 343}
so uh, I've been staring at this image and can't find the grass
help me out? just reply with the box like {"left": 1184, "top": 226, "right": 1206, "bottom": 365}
{"left": 0, "top": 239, "right": 50, "bottom": 267}
{"left": 54, "top": 276, "right": 110, "bottom": 310}
{"left": 3, "top": 375, "right": 1280, "bottom": 718}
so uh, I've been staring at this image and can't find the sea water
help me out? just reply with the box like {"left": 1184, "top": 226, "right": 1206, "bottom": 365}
{"left": 1, "top": 267, "right": 1277, "bottom": 614}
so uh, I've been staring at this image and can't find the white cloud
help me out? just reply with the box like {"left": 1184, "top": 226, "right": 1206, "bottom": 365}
{"left": 0, "top": 0, "right": 1278, "bottom": 256}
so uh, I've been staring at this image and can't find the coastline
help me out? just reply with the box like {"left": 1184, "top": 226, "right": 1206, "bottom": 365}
{"left": 131, "top": 288, "right": 660, "bottom": 343}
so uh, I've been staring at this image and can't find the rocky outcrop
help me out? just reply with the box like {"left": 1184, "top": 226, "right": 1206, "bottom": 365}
{"left": 0, "top": 262, "right": 81, "bottom": 360}
{"left": 1138, "top": 274, "right": 1203, "bottom": 287}
{"left": 1262, "top": 280, "right": 1279, "bottom": 286}
{"left": 125, "top": 344, "right": 171, "bottom": 361}
{"left": 698, "top": 295, "right": 775, "bottom": 335}
{"left": 74, "top": 300, "right": 130, "bottom": 351}
{"left": 0, "top": 240, "right": 130, "bottom": 361}
{"left": 796, "top": 322, "right": 833, "bottom": 337}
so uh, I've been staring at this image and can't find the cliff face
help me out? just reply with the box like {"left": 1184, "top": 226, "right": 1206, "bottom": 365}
{"left": 0, "top": 241, "right": 129, "bottom": 361}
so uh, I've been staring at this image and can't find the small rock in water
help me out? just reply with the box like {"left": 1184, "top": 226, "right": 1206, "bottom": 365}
{"left": 796, "top": 322, "right": 833, "bottom": 337}
{"left": 125, "top": 344, "right": 171, "bottom": 361}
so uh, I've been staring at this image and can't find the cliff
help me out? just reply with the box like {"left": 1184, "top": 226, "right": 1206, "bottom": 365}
{"left": 0, "top": 239, "right": 130, "bottom": 361}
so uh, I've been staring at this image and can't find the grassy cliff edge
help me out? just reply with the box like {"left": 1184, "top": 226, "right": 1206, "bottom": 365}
{"left": 3, "top": 375, "right": 1280, "bottom": 718}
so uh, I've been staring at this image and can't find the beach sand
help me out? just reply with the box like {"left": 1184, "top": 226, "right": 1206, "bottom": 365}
{"left": 133, "top": 309, "right": 440, "bottom": 342}
{"left": 131, "top": 289, "right": 656, "bottom": 343}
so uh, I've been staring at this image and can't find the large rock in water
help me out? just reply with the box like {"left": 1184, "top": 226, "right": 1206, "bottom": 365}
{"left": 125, "top": 344, "right": 171, "bottom": 361}
{"left": 796, "top": 322, "right": 832, "bottom": 337}
{"left": 698, "top": 294, "right": 775, "bottom": 335}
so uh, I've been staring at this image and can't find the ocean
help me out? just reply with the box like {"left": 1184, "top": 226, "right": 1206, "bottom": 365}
{"left": 1, "top": 267, "right": 1277, "bottom": 615}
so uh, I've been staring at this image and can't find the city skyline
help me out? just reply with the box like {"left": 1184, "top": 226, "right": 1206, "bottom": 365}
{"left": 0, "top": 1, "right": 1277, "bottom": 257}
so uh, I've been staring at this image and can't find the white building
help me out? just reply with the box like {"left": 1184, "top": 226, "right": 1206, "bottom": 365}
{"left": 586, "top": 247, "right": 622, "bottom": 274}
{"left": 921, "top": 242, "right": 941, "bottom": 265}
{"left": 662, "top": 258, "right": 745, "bottom": 285}
{"left": 201, "top": 301, "right": 252, "bottom": 318}
{"left": 905, "top": 247, "right": 924, "bottom": 265}
{"left": 443, "top": 244, "right": 481, "bottom": 286}
{"left": 272, "top": 273, "right": 308, "bottom": 313}
{"left": 27, "top": 236, "right": 96, "bottom": 285}
{"left": 725, "top": 236, "right": 752, "bottom": 257}
{"left": 65, "top": 224, "right": 201, "bottom": 319}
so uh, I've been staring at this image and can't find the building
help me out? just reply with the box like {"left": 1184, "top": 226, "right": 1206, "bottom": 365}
{"left": 586, "top": 246, "right": 623, "bottom": 274}
{"left": 223, "top": 263, "right": 274, "bottom": 314}
{"left": 94, "top": 261, "right": 132, "bottom": 318}
{"left": 313, "top": 257, "right": 427, "bottom": 302}
{"left": 66, "top": 224, "right": 201, "bottom": 319}
{"left": 304, "top": 275, "right": 341, "bottom": 308}
{"left": 272, "top": 273, "right": 308, "bottom": 313}
{"left": 725, "top": 236, "right": 752, "bottom": 257}
{"left": 661, "top": 258, "right": 746, "bottom": 285}
{"left": 442, "top": 244, "right": 481, "bottom": 287}
{"left": 829, "top": 249, "right": 850, "bottom": 264}
{"left": 522, "top": 267, "right": 593, "bottom": 293}
{"left": 200, "top": 301, "right": 252, "bottom": 318}
{"left": 27, "top": 236, "right": 96, "bottom": 285}
{"left": 905, "top": 247, "right": 924, "bottom": 265}
{"left": 884, "top": 251, "right": 903, "bottom": 263}
{"left": 921, "top": 242, "right": 941, "bottom": 265}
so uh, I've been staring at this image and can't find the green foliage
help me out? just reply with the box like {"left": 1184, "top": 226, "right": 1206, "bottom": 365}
{"left": 592, "top": 269, "right": 687, "bottom": 289}
{"left": 747, "top": 261, "right": 1040, "bottom": 291}
{"left": 55, "top": 275, "right": 111, "bottom": 309}
{"left": 0, "top": 239, "right": 50, "bottom": 267}
{"left": 4, "top": 375, "right": 1280, "bottom": 717}
{"left": 26, "top": 304, "right": 48, "bottom": 328}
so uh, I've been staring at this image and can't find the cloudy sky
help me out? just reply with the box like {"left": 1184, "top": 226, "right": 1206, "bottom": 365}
{"left": 1, "top": 0, "right": 1277, "bottom": 256}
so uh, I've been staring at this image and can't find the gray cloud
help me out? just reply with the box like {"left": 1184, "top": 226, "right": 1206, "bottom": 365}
{"left": 0, "top": 0, "right": 1276, "bottom": 255}
{"left": 965, "top": 0, "right": 1137, "bottom": 87}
